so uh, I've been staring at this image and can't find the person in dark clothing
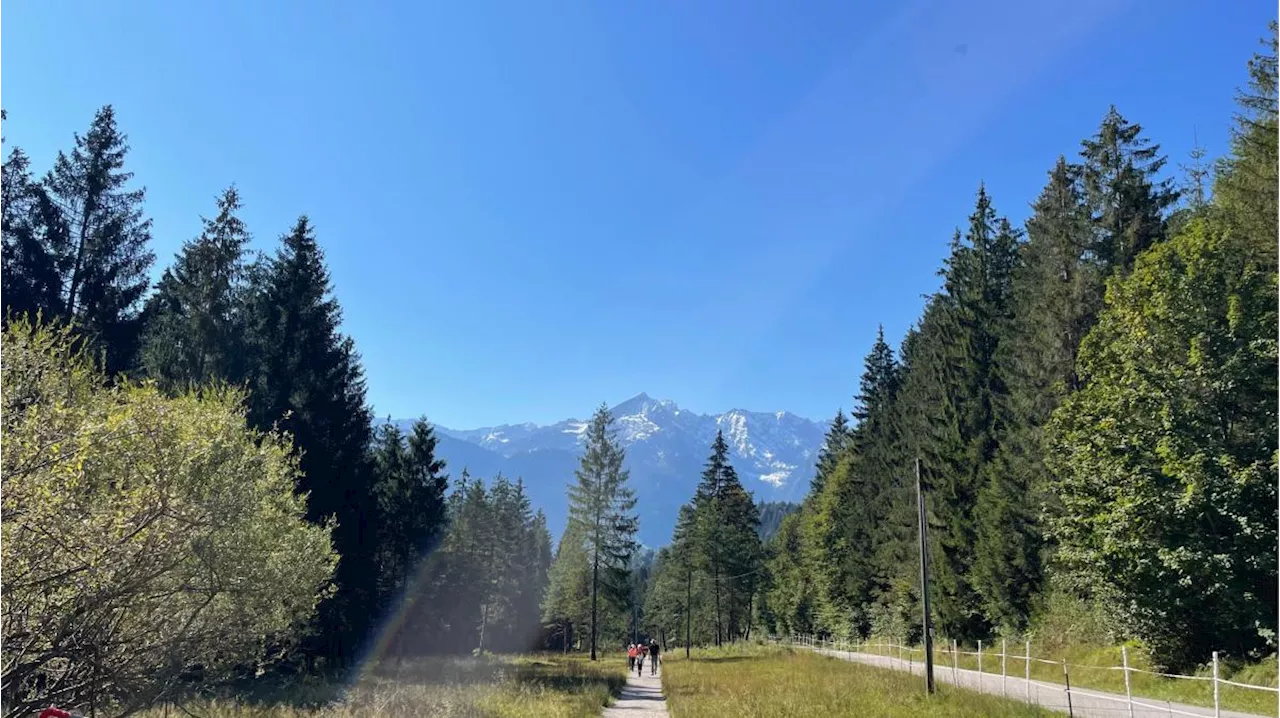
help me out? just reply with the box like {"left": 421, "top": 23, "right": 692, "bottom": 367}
{"left": 648, "top": 639, "right": 660, "bottom": 675}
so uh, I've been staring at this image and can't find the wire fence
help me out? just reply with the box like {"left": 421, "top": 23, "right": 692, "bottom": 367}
{"left": 783, "top": 633, "right": 1279, "bottom": 718}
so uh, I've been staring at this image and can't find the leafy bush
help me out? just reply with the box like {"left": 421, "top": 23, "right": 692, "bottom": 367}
{"left": 1, "top": 319, "right": 336, "bottom": 717}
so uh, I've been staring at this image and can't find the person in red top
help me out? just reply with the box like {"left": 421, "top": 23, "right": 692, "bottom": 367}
{"left": 627, "top": 643, "right": 637, "bottom": 671}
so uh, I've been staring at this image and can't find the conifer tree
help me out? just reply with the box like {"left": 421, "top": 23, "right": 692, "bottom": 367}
{"left": 247, "top": 216, "right": 376, "bottom": 667}
{"left": 1080, "top": 106, "right": 1178, "bottom": 273}
{"left": 692, "top": 431, "right": 762, "bottom": 645}
{"left": 564, "top": 404, "right": 638, "bottom": 659}
{"left": 810, "top": 410, "right": 851, "bottom": 494}
{"left": 139, "top": 186, "right": 251, "bottom": 390}
{"left": 40, "top": 106, "right": 153, "bottom": 376}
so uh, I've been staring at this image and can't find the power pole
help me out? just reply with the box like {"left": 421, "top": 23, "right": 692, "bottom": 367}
{"left": 917, "top": 458, "right": 935, "bottom": 695}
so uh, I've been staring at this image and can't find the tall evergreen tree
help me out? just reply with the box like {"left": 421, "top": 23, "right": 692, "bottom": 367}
{"left": 1080, "top": 106, "right": 1179, "bottom": 273}
{"left": 139, "top": 186, "right": 251, "bottom": 390}
{"left": 564, "top": 404, "right": 639, "bottom": 660}
{"left": 975, "top": 158, "right": 1095, "bottom": 632}
{"left": 543, "top": 520, "right": 592, "bottom": 652}
{"left": 1215, "top": 21, "right": 1278, "bottom": 269}
{"left": 810, "top": 410, "right": 851, "bottom": 494}
{"left": 692, "top": 431, "right": 763, "bottom": 645}
{"left": 2, "top": 146, "right": 62, "bottom": 322}
{"left": 39, "top": 106, "right": 154, "bottom": 376}
{"left": 247, "top": 216, "right": 376, "bottom": 667}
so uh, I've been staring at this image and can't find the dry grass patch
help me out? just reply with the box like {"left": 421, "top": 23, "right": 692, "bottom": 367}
{"left": 137, "top": 654, "right": 627, "bottom": 718}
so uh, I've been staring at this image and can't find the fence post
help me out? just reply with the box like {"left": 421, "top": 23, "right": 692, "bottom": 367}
{"left": 1063, "top": 658, "right": 1074, "bottom": 718}
{"left": 1212, "top": 651, "right": 1220, "bottom": 718}
{"left": 952, "top": 639, "right": 958, "bottom": 684}
{"left": 1122, "top": 645, "right": 1134, "bottom": 718}
{"left": 1002, "top": 638, "right": 1007, "bottom": 697}
{"left": 1024, "top": 641, "right": 1031, "bottom": 704}
{"left": 978, "top": 639, "right": 983, "bottom": 676}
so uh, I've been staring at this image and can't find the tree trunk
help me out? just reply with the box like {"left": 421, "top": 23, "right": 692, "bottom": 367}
{"left": 685, "top": 567, "right": 692, "bottom": 658}
{"left": 590, "top": 552, "right": 599, "bottom": 660}
{"left": 713, "top": 562, "right": 722, "bottom": 647}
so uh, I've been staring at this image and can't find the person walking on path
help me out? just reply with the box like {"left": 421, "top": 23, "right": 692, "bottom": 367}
{"left": 627, "top": 644, "right": 636, "bottom": 672}
{"left": 635, "top": 648, "right": 645, "bottom": 677}
{"left": 648, "top": 639, "right": 660, "bottom": 676}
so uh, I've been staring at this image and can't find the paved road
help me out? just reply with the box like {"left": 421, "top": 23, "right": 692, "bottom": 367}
{"left": 602, "top": 665, "right": 669, "bottom": 717}
{"left": 812, "top": 647, "right": 1268, "bottom": 718}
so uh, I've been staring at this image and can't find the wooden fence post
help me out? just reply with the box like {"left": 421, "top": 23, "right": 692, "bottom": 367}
{"left": 1122, "top": 645, "right": 1134, "bottom": 718}
{"left": 1212, "top": 651, "right": 1220, "bottom": 718}
{"left": 952, "top": 639, "right": 958, "bottom": 684}
{"left": 978, "top": 639, "right": 983, "bottom": 676}
{"left": 1001, "top": 638, "right": 1007, "bottom": 698}
{"left": 1024, "top": 641, "right": 1031, "bottom": 704}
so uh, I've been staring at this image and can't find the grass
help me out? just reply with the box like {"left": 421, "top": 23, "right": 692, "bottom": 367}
{"left": 137, "top": 653, "right": 628, "bottom": 718}
{"left": 839, "top": 638, "right": 1279, "bottom": 717}
{"left": 661, "top": 643, "right": 1055, "bottom": 717}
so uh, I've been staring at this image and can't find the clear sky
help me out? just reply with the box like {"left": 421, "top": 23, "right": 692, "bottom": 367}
{"left": 3, "top": 1, "right": 1273, "bottom": 428}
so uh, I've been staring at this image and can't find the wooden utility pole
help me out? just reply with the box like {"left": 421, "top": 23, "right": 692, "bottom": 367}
{"left": 916, "top": 458, "right": 935, "bottom": 695}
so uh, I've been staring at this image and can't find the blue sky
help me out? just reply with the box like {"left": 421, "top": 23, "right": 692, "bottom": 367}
{"left": 3, "top": 1, "right": 1273, "bottom": 428}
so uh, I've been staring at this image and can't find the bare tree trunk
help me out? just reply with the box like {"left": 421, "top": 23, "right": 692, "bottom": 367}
{"left": 590, "top": 552, "right": 599, "bottom": 660}
{"left": 713, "top": 562, "right": 722, "bottom": 647}
{"left": 685, "top": 568, "right": 692, "bottom": 658}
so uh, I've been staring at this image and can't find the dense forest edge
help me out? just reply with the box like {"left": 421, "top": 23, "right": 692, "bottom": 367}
{"left": 1, "top": 19, "right": 1276, "bottom": 718}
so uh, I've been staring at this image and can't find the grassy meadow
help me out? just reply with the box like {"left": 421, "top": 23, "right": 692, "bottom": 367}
{"left": 137, "top": 654, "right": 627, "bottom": 718}
{"left": 661, "top": 644, "right": 1054, "bottom": 717}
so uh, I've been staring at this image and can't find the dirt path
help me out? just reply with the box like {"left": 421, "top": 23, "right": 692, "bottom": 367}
{"left": 814, "top": 647, "right": 1269, "bottom": 718}
{"left": 602, "top": 664, "right": 669, "bottom": 717}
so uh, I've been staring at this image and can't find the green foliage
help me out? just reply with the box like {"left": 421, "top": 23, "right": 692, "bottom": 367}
{"left": 547, "top": 405, "right": 638, "bottom": 659}
{"left": 1, "top": 318, "right": 335, "bottom": 717}
{"left": 140, "top": 186, "right": 253, "bottom": 391}
{"left": 1045, "top": 216, "right": 1277, "bottom": 670}
{"left": 245, "top": 216, "right": 378, "bottom": 667}
{"left": 691, "top": 431, "right": 764, "bottom": 645}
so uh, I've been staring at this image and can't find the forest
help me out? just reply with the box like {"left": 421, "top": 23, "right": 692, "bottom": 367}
{"left": 0, "top": 18, "right": 1275, "bottom": 718}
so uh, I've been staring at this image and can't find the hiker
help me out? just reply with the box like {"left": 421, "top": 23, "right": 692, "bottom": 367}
{"left": 627, "top": 643, "right": 636, "bottom": 671}
{"left": 648, "top": 638, "right": 660, "bottom": 675}
{"left": 635, "top": 646, "right": 645, "bottom": 676}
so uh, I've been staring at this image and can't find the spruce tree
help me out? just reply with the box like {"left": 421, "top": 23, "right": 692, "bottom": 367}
{"left": 564, "top": 404, "right": 638, "bottom": 659}
{"left": 139, "top": 186, "right": 251, "bottom": 390}
{"left": 1080, "top": 106, "right": 1178, "bottom": 273}
{"left": 692, "top": 431, "right": 763, "bottom": 645}
{"left": 1, "top": 146, "right": 63, "bottom": 321}
{"left": 247, "top": 216, "right": 376, "bottom": 667}
{"left": 2, "top": 106, "right": 155, "bottom": 372}
{"left": 974, "top": 158, "right": 1095, "bottom": 632}
{"left": 810, "top": 410, "right": 851, "bottom": 494}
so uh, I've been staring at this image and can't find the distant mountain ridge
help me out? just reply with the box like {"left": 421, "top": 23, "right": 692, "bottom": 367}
{"left": 384, "top": 393, "right": 827, "bottom": 546}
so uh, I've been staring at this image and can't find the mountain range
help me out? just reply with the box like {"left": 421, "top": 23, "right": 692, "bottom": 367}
{"left": 385, "top": 393, "right": 828, "bottom": 546}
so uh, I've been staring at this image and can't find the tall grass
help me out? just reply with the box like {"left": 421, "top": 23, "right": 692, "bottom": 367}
{"left": 136, "top": 654, "right": 627, "bottom": 718}
{"left": 662, "top": 644, "right": 1053, "bottom": 717}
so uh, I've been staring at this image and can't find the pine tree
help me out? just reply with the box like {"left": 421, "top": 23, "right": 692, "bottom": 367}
{"left": 139, "top": 186, "right": 251, "bottom": 390}
{"left": 543, "top": 520, "right": 591, "bottom": 652}
{"left": 564, "top": 404, "right": 638, "bottom": 659}
{"left": 1080, "top": 106, "right": 1179, "bottom": 273}
{"left": 811, "top": 410, "right": 851, "bottom": 494}
{"left": 692, "top": 431, "right": 763, "bottom": 645}
{"left": 1215, "top": 21, "right": 1278, "bottom": 269}
{"left": 3, "top": 106, "right": 155, "bottom": 372}
{"left": 2, "top": 146, "right": 63, "bottom": 321}
{"left": 246, "top": 216, "right": 376, "bottom": 667}
{"left": 974, "top": 158, "right": 1095, "bottom": 633}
